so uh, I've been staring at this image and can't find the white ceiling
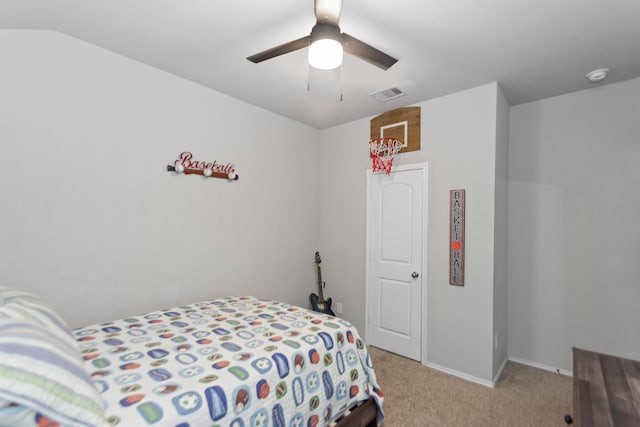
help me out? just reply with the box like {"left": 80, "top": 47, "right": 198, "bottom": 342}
{"left": 2, "top": 0, "right": 640, "bottom": 129}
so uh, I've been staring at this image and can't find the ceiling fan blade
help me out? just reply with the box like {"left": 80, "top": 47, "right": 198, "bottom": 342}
{"left": 341, "top": 33, "right": 397, "bottom": 70}
{"left": 247, "top": 35, "right": 311, "bottom": 63}
{"left": 314, "top": 0, "right": 342, "bottom": 25}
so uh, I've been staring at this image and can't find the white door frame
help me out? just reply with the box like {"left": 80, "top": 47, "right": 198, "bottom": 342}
{"left": 365, "top": 162, "right": 428, "bottom": 362}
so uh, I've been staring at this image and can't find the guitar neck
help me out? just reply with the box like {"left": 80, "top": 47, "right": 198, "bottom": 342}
{"left": 316, "top": 264, "right": 324, "bottom": 301}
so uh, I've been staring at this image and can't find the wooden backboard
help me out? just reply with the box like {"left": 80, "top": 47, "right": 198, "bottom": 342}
{"left": 370, "top": 106, "right": 421, "bottom": 153}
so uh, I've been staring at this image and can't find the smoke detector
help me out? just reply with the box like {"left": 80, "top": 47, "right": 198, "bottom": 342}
{"left": 586, "top": 68, "right": 609, "bottom": 83}
{"left": 370, "top": 86, "right": 406, "bottom": 102}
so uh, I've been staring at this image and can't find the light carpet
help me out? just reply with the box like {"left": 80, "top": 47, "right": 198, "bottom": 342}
{"left": 367, "top": 346, "right": 572, "bottom": 426}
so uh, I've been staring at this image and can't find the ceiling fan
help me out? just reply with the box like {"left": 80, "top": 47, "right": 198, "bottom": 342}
{"left": 247, "top": 0, "right": 397, "bottom": 71}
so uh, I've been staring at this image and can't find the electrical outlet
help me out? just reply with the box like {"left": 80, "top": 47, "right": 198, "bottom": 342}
{"left": 336, "top": 302, "right": 343, "bottom": 314}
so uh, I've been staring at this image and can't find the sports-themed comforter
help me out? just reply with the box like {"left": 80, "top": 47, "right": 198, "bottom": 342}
{"left": 75, "top": 296, "right": 384, "bottom": 426}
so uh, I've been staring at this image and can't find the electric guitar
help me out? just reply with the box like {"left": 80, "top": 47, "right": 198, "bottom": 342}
{"left": 309, "top": 252, "right": 335, "bottom": 316}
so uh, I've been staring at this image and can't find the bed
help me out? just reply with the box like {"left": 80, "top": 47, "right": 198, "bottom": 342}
{"left": 0, "top": 288, "right": 383, "bottom": 427}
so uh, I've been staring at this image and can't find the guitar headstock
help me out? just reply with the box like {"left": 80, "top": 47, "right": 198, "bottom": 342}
{"left": 315, "top": 251, "right": 321, "bottom": 264}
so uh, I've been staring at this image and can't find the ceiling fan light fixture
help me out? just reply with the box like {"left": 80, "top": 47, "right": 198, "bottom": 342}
{"left": 247, "top": 1, "right": 396, "bottom": 71}
{"left": 309, "top": 39, "right": 343, "bottom": 70}
{"left": 308, "top": 23, "right": 343, "bottom": 70}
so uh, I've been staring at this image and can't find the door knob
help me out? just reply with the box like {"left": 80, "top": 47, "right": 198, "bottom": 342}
{"left": 411, "top": 272, "right": 419, "bottom": 278}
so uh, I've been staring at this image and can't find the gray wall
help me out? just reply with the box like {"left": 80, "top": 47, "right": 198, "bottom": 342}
{"left": 492, "top": 87, "right": 509, "bottom": 378}
{"left": 0, "top": 30, "right": 321, "bottom": 327}
{"left": 508, "top": 77, "right": 640, "bottom": 371}
{"left": 319, "top": 83, "right": 506, "bottom": 384}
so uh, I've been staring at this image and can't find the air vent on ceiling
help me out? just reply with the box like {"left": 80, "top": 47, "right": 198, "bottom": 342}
{"left": 370, "top": 86, "right": 406, "bottom": 102}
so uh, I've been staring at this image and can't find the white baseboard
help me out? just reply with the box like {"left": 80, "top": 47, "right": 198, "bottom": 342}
{"left": 424, "top": 361, "right": 495, "bottom": 388}
{"left": 424, "top": 355, "right": 568, "bottom": 389}
{"left": 508, "top": 356, "right": 573, "bottom": 377}
{"left": 492, "top": 356, "right": 509, "bottom": 385}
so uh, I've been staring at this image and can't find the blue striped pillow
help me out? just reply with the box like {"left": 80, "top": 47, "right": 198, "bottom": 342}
{"left": 0, "top": 288, "right": 105, "bottom": 426}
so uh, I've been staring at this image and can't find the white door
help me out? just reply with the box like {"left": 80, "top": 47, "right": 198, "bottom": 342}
{"left": 366, "top": 164, "right": 426, "bottom": 361}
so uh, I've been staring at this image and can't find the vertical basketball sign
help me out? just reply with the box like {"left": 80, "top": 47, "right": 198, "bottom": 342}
{"left": 449, "top": 189, "right": 465, "bottom": 286}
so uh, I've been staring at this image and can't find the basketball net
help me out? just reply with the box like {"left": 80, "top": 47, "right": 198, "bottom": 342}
{"left": 369, "top": 138, "right": 402, "bottom": 174}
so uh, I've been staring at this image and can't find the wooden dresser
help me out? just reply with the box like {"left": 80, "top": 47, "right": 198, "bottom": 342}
{"left": 572, "top": 347, "right": 640, "bottom": 426}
